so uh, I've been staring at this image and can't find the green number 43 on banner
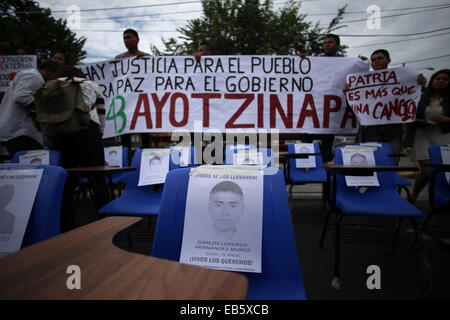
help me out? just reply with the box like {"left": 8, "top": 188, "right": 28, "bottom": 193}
{"left": 106, "top": 95, "right": 127, "bottom": 134}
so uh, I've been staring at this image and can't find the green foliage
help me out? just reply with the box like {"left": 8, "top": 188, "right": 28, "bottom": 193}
{"left": 152, "top": 0, "right": 347, "bottom": 56}
{"left": 0, "top": 0, "right": 86, "bottom": 64}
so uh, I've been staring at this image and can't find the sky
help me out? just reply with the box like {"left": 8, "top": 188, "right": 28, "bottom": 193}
{"left": 35, "top": 0, "right": 450, "bottom": 81}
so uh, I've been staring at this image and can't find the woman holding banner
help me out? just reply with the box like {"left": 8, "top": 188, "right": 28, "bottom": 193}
{"left": 410, "top": 69, "right": 450, "bottom": 203}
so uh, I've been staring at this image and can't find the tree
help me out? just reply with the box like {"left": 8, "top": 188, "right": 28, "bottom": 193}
{"left": 151, "top": 0, "right": 347, "bottom": 56}
{"left": 0, "top": 0, "right": 86, "bottom": 64}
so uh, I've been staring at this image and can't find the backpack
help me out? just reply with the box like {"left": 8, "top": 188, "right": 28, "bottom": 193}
{"left": 32, "top": 78, "right": 91, "bottom": 137}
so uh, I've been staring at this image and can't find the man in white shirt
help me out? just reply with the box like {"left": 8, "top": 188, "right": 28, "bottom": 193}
{"left": 0, "top": 60, "right": 59, "bottom": 157}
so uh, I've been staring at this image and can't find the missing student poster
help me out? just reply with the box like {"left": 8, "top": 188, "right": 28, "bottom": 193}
{"left": 18, "top": 150, "right": 49, "bottom": 165}
{"left": 0, "top": 169, "right": 43, "bottom": 257}
{"left": 104, "top": 146, "right": 123, "bottom": 167}
{"left": 294, "top": 143, "right": 316, "bottom": 168}
{"left": 342, "top": 146, "right": 379, "bottom": 187}
{"left": 138, "top": 149, "right": 171, "bottom": 186}
{"left": 179, "top": 165, "right": 264, "bottom": 273}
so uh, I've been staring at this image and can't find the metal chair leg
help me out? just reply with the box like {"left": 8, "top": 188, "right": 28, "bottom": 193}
{"left": 321, "top": 183, "right": 327, "bottom": 209}
{"left": 332, "top": 214, "right": 344, "bottom": 290}
{"left": 319, "top": 209, "right": 332, "bottom": 248}
{"left": 391, "top": 217, "right": 404, "bottom": 255}
{"left": 409, "top": 217, "right": 434, "bottom": 293}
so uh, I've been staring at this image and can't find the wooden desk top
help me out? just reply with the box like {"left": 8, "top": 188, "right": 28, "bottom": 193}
{"left": 284, "top": 153, "right": 321, "bottom": 159}
{"left": 65, "top": 166, "right": 136, "bottom": 175}
{"left": 322, "top": 164, "right": 419, "bottom": 176}
{"left": 424, "top": 163, "right": 450, "bottom": 170}
{"left": 0, "top": 217, "right": 248, "bottom": 300}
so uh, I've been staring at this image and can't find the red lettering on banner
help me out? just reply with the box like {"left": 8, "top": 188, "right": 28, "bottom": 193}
{"left": 391, "top": 85, "right": 416, "bottom": 95}
{"left": 373, "top": 99, "right": 416, "bottom": 121}
{"left": 348, "top": 75, "right": 356, "bottom": 87}
{"left": 350, "top": 70, "right": 399, "bottom": 87}
{"left": 257, "top": 94, "right": 264, "bottom": 128}
{"left": 130, "top": 93, "right": 153, "bottom": 130}
{"left": 347, "top": 90, "right": 360, "bottom": 101}
{"left": 191, "top": 93, "right": 222, "bottom": 127}
{"left": 386, "top": 71, "right": 398, "bottom": 84}
{"left": 373, "top": 72, "right": 382, "bottom": 84}
{"left": 151, "top": 93, "right": 170, "bottom": 128}
{"left": 351, "top": 103, "right": 370, "bottom": 115}
{"left": 169, "top": 93, "right": 189, "bottom": 127}
{"left": 296, "top": 94, "right": 320, "bottom": 128}
{"left": 323, "top": 95, "right": 342, "bottom": 128}
{"left": 340, "top": 107, "right": 357, "bottom": 128}
{"left": 224, "top": 94, "right": 255, "bottom": 128}
{"left": 270, "top": 94, "right": 293, "bottom": 128}
{"left": 365, "top": 87, "right": 387, "bottom": 99}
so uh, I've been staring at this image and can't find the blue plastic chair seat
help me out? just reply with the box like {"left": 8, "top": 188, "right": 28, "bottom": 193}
{"left": 245, "top": 276, "right": 307, "bottom": 300}
{"left": 99, "top": 148, "right": 179, "bottom": 217}
{"left": 286, "top": 143, "right": 327, "bottom": 183}
{"left": 99, "top": 188, "right": 162, "bottom": 216}
{"left": 110, "top": 172, "right": 127, "bottom": 184}
{"left": 336, "top": 187, "right": 422, "bottom": 217}
{"left": 395, "top": 175, "right": 411, "bottom": 187}
{"left": 77, "top": 172, "right": 128, "bottom": 186}
{"left": 289, "top": 168, "right": 326, "bottom": 183}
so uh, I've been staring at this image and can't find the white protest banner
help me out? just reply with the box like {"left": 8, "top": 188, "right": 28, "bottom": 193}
{"left": 342, "top": 146, "right": 379, "bottom": 187}
{"left": 179, "top": 165, "right": 264, "bottom": 273}
{"left": 78, "top": 56, "right": 369, "bottom": 137}
{"left": 0, "top": 169, "right": 43, "bottom": 257}
{"left": 18, "top": 150, "right": 49, "bottom": 165}
{"left": 345, "top": 67, "right": 421, "bottom": 126}
{"left": 104, "top": 146, "right": 123, "bottom": 167}
{"left": 440, "top": 146, "right": 450, "bottom": 184}
{"left": 0, "top": 55, "right": 38, "bottom": 92}
{"left": 233, "top": 149, "right": 264, "bottom": 165}
{"left": 138, "top": 149, "right": 171, "bottom": 186}
{"left": 294, "top": 143, "right": 316, "bottom": 168}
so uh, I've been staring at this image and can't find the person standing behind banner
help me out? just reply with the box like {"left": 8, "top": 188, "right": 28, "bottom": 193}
{"left": 48, "top": 66, "right": 109, "bottom": 231}
{"left": 115, "top": 29, "right": 152, "bottom": 152}
{"left": 0, "top": 59, "right": 60, "bottom": 157}
{"left": 300, "top": 34, "right": 347, "bottom": 163}
{"left": 354, "top": 49, "right": 427, "bottom": 165}
{"left": 193, "top": 42, "right": 213, "bottom": 60}
{"left": 410, "top": 69, "right": 450, "bottom": 203}
{"left": 52, "top": 52, "right": 70, "bottom": 68}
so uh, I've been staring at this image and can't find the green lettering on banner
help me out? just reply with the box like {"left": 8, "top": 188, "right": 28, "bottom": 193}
{"left": 106, "top": 95, "right": 127, "bottom": 134}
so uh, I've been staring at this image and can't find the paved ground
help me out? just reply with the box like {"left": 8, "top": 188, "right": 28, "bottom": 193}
{"left": 74, "top": 155, "right": 450, "bottom": 300}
